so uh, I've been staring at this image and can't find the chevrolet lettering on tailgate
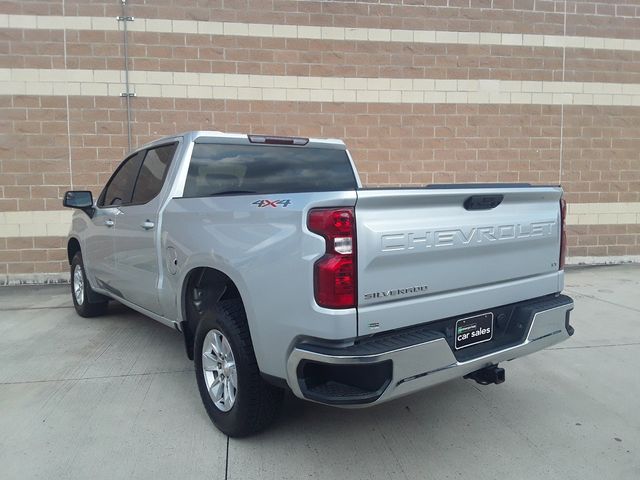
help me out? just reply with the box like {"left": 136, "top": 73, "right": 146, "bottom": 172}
{"left": 380, "top": 221, "right": 556, "bottom": 252}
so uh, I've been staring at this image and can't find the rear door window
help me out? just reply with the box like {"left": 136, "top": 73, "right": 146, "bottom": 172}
{"left": 183, "top": 144, "right": 357, "bottom": 197}
{"left": 131, "top": 143, "right": 177, "bottom": 204}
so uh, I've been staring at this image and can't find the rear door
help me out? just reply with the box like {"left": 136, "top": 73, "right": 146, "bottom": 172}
{"left": 355, "top": 186, "right": 563, "bottom": 335}
{"left": 114, "top": 143, "right": 178, "bottom": 314}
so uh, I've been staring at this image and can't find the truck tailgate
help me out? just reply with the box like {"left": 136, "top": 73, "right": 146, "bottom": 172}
{"left": 355, "top": 186, "right": 564, "bottom": 335}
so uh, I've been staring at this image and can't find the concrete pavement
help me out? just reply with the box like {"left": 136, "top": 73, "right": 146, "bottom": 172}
{"left": 0, "top": 266, "right": 638, "bottom": 479}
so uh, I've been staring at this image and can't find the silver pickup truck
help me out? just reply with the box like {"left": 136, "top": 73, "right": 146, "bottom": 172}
{"left": 63, "top": 131, "right": 574, "bottom": 436}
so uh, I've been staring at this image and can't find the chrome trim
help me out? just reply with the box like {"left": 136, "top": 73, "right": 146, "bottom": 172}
{"left": 286, "top": 300, "right": 574, "bottom": 407}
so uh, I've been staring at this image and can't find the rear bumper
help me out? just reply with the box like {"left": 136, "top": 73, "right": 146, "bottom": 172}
{"left": 286, "top": 294, "right": 574, "bottom": 407}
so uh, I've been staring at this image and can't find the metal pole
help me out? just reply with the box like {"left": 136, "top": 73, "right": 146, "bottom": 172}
{"left": 121, "top": 0, "right": 133, "bottom": 152}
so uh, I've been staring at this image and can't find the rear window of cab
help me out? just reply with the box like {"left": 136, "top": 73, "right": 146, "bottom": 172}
{"left": 182, "top": 143, "right": 357, "bottom": 197}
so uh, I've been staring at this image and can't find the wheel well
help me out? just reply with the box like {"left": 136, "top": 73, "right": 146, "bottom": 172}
{"left": 181, "top": 267, "right": 242, "bottom": 360}
{"left": 67, "top": 238, "right": 81, "bottom": 264}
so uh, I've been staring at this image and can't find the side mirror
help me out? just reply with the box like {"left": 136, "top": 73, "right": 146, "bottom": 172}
{"left": 63, "top": 191, "right": 94, "bottom": 216}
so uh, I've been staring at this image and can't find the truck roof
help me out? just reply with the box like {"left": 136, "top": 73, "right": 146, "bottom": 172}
{"left": 138, "top": 131, "right": 346, "bottom": 151}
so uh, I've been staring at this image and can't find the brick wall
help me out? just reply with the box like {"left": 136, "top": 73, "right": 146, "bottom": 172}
{"left": 1, "top": 0, "right": 639, "bottom": 283}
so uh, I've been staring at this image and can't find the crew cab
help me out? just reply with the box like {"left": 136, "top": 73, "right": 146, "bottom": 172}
{"left": 63, "top": 131, "right": 575, "bottom": 436}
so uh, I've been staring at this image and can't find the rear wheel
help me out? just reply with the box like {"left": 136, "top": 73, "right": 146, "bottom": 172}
{"left": 194, "top": 298, "right": 283, "bottom": 437}
{"left": 70, "top": 252, "right": 108, "bottom": 317}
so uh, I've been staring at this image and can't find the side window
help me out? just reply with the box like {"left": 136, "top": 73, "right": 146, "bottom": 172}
{"left": 100, "top": 151, "right": 145, "bottom": 207}
{"left": 131, "top": 143, "right": 177, "bottom": 204}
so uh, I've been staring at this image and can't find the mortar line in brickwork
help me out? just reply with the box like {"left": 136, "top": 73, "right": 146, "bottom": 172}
{"left": 62, "top": 0, "right": 72, "bottom": 190}
{"left": 559, "top": 0, "right": 567, "bottom": 186}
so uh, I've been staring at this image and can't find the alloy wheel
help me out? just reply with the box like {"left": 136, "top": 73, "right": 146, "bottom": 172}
{"left": 73, "top": 264, "right": 84, "bottom": 305}
{"left": 201, "top": 329, "right": 238, "bottom": 412}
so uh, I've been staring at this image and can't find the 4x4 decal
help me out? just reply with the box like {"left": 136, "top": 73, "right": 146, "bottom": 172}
{"left": 252, "top": 199, "right": 292, "bottom": 208}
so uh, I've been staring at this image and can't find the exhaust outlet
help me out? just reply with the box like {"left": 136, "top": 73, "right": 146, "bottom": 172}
{"left": 464, "top": 365, "right": 505, "bottom": 385}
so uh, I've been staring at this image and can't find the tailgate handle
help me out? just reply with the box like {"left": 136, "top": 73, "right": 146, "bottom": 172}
{"left": 464, "top": 195, "right": 503, "bottom": 210}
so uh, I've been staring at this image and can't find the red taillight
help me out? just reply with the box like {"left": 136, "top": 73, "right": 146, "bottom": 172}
{"left": 559, "top": 198, "right": 567, "bottom": 269}
{"left": 307, "top": 208, "right": 356, "bottom": 309}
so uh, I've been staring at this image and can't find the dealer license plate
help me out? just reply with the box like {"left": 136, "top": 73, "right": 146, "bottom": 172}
{"left": 454, "top": 312, "right": 494, "bottom": 350}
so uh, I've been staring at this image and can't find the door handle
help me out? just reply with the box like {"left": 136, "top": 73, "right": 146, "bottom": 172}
{"left": 140, "top": 220, "right": 155, "bottom": 230}
{"left": 104, "top": 219, "right": 114, "bottom": 227}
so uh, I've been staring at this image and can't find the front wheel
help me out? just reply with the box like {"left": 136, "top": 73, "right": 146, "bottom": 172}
{"left": 70, "top": 252, "right": 108, "bottom": 317}
{"left": 194, "top": 299, "right": 283, "bottom": 437}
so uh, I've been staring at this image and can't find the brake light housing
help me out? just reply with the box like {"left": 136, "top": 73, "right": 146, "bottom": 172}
{"left": 559, "top": 198, "right": 567, "bottom": 269}
{"left": 307, "top": 208, "right": 357, "bottom": 309}
{"left": 248, "top": 134, "right": 309, "bottom": 145}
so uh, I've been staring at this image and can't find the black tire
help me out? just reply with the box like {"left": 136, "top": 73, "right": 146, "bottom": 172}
{"left": 70, "top": 252, "right": 109, "bottom": 317}
{"left": 194, "top": 298, "right": 283, "bottom": 437}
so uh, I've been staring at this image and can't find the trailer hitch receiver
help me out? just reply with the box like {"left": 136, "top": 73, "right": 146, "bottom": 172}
{"left": 464, "top": 365, "right": 505, "bottom": 385}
